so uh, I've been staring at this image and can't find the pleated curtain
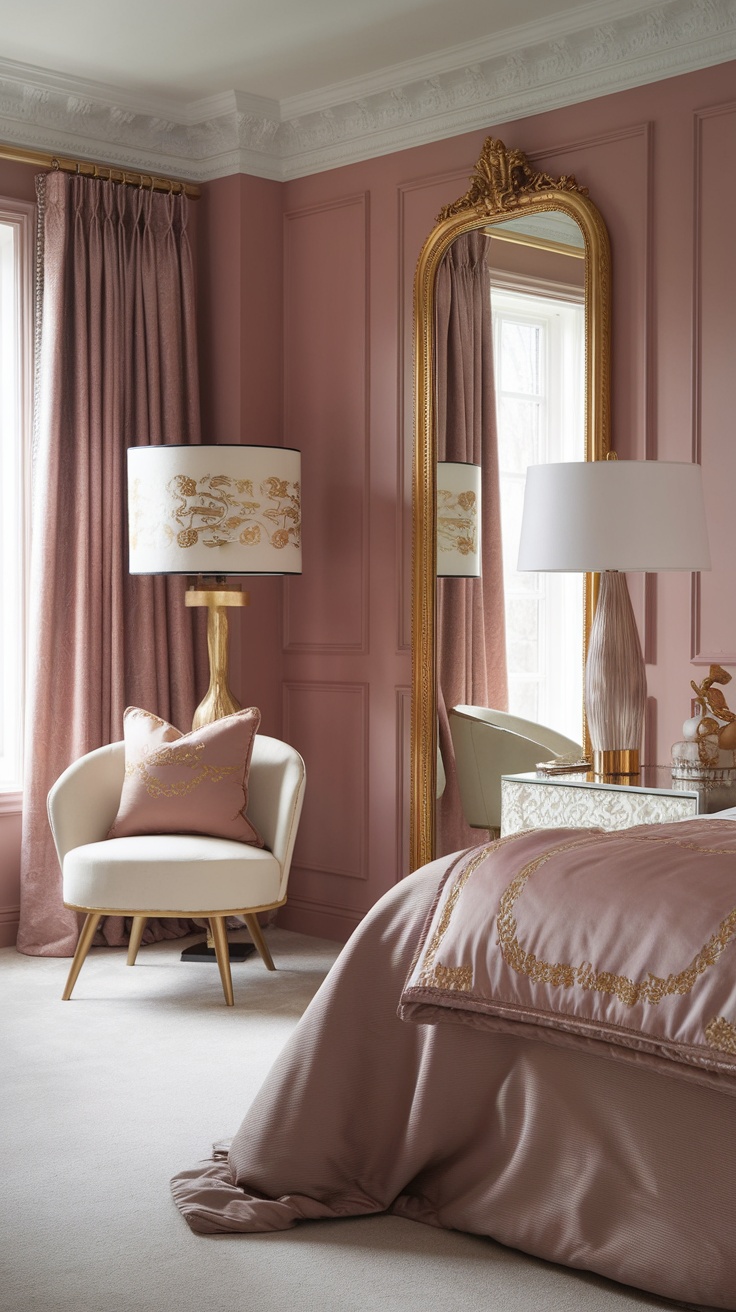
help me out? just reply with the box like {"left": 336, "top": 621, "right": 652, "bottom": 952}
{"left": 18, "top": 171, "right": 205, "bottom": 956}
{"left": 435, "top": 230, "right": 508, "bottom": 854}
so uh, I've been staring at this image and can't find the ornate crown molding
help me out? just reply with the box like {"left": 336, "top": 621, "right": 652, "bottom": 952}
{"left": 0, "top": 0, "right": 735, "bottom": 183}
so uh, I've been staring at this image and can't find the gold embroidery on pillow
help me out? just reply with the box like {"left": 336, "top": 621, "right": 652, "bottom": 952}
{"left": 496, "top": 833, "right": 736, "bottom": 1007}
{"left": 127, "top": 744, "right": 240, "bottom": 798}
{"left": 705, "top": 1016, "right": 736, "bottom": 1054}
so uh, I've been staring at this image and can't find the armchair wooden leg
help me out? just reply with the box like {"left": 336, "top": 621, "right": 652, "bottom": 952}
{"left": 209, "top": 917, "right": 234, "bottom": 1006}
{"left": 243, "top": 913, "right": 276, "bottom": 971}
{"left": 127, "top": 916, "right": 147, "bottom": 966}
{"left": 62, "top": 912, "right": 102, "bottom": 1000}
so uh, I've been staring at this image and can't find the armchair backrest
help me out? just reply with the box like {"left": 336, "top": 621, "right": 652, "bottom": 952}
{"left": 449, "top": 705, "right": 581, "bottom": 830}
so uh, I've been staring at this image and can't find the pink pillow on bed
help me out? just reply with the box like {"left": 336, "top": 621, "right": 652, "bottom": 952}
{"left": 107, "top": 706, "right": 263, "bottom": 845}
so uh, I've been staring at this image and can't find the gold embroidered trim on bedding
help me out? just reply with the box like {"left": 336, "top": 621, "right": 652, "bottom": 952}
{"left": 705, "top": 1016, "right": 736, "bottom": 1054}
{"left": 416, "top": 837, "right": 525, "bottom": 991}
{"left": 497, "top": 832, "right": 736, "bottom": 1007}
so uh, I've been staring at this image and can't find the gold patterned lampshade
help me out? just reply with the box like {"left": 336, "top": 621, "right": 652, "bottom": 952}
{"left": 127, "top": 444, "right": 302, "bottom": 577}
{"left": 436, "top": 461, "right": 482, "bottom": 578}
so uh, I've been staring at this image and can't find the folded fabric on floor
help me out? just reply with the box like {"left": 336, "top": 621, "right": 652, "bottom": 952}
{"left": 171, "top": 842, "right": 736, "bottom": 1310}
{"left": 400, "top": 820, "right": 736, "bottom": 1093}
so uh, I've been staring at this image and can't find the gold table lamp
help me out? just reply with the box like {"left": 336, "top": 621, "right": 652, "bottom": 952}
{"left": 126, "top": 441, "right": 302, "bottom": 959}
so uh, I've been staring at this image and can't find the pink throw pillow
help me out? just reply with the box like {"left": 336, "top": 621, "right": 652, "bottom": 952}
{"left": 108, "top": 706, "right": 263, "bottom": 845}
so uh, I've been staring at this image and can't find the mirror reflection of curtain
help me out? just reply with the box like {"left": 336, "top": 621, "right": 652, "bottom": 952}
{"left": 435, "top": 231, "right": 507, "bottom": 853}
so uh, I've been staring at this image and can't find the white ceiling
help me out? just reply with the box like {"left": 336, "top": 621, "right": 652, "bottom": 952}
{"left": 1, "top": 0, "right": 735, "bottom": 180}
{"left": 0, "top": 0, "right": 636, "bottom": 102}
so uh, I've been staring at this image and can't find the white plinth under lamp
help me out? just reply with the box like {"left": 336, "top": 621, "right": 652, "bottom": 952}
{"left": 128, "top": 443, "right": 301, "bottom": 729}
{"left": 517, "top": 458, "right": 710, "bottom": 778}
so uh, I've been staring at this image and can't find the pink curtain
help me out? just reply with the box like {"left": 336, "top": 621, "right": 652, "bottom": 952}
{"left": 435, "top": 230, "right": 508, "bottom": 854}
{"left": 18, "top": 172, "right": 205, "bottom": 956}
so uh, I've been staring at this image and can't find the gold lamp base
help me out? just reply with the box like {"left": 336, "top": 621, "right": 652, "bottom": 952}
{"left": 185, "top": 585, "right": 249, "bottom": 730}
{"left": 592, "top": 748, "right": 640, "bottom": 780}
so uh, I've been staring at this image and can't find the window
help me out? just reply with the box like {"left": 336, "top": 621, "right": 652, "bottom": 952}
{"left": 492, "top": 283, "right": 585, "bottom": 743}
{"left": 0, "top": 201, "right": 33, "bottom": 793}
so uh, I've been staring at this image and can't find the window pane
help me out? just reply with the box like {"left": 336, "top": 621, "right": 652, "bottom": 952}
{"left": 492, "top": 284, "right": 585, "bottom": 745}
{"left": 498, "top": 397, "right": 539, "bottom": 472}
{"left": 0, "top": 207, "right": 30, "bottom": 790}
{"left": 499, "top": 319, "right": 541, "bottom": 395}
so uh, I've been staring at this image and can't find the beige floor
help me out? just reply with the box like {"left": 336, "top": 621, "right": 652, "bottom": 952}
{"left": 1, "top": 928, "right": 697, "bottom": 1312}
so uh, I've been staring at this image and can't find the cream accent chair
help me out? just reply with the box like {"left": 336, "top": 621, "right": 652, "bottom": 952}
{"left": 449, "top": 705, "right": 581, "bottom": 834}
{"left": 47, "top": 734, "right": 306, "bottom": 1006}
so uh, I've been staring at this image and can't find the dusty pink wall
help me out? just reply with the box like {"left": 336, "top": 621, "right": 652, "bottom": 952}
{"left": 196, "top": 174, "right": 285, "bottom": 736}
{"left": 274, "top": 59, "right": 736, "bottom": 940}
{"left": 3, "top": 59, "right": 736, "bottom": 948}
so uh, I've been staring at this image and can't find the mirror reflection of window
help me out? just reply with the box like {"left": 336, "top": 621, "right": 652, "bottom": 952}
{"left": 491, "top": 284, "right": 585, "bottom": 743}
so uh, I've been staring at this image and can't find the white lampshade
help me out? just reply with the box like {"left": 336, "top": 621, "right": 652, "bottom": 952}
{"left": 436, "top": 461, "right": 482, "bottom": 578}
{"left": 517, "top": 460, "right": 711, "bottom": 573}
{"left": 128, "top": 444, "right": 302, "bottom": 576}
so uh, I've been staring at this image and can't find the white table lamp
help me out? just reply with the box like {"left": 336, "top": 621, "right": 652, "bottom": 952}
{"left": 517, "top": 458, "right": 711, "bottom": 778}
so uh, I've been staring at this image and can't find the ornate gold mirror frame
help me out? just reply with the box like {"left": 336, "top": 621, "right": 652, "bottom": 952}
{"left": 411, "top": 137, "right": 611, "bottom": 871}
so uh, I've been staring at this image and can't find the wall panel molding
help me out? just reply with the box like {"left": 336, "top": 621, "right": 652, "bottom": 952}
{"left": 283, "top": 680, "right": 369, "bottom": 879}
{"left": 690, "top": 101, "right": 736, "bottom": 664}
{"left": 396, "top": 686, "right": 411, "bottom": 878}
{"left": 283, "top": 192, "right": 370, "bottom": 655}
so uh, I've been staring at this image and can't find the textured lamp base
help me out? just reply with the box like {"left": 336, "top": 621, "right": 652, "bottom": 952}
{"left": 186, "top": 586, "right": 249, "bottom": 730}
{"left": 586, "top": 571, "right": 646, "bottom": 780}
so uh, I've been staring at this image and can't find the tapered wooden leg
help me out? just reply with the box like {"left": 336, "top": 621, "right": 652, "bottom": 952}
{"left": 126, "top": 916, "right": 147, "bottom": 966}
{"left": 243, "top": 913, "right": 276, "bottom": 971}
{"left": 62, "top": 913, "right": 102, "bottom": 1000}
{"left": 209, "top": 917, "right": 234, "bottom": 1006}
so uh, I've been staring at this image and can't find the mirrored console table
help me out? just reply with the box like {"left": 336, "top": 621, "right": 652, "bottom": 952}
{"left": 501, "top": 766, "right": 736, "bottom": 837}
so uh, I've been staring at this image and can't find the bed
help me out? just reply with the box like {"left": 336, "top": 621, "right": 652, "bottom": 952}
{"left": 171, "top": 818, "right": 736, "bottom": 1311}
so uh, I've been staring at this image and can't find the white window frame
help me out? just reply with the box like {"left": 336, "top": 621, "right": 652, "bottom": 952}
{"left": 491, "top": 277, "right": 585, "bottom": 744}
{"left": 0, "top": 198, "right": 34, "bottom": 809}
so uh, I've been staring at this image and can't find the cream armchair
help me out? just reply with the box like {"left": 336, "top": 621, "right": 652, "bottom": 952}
{"left": 449, "top": 705, "right": 581, "bottom": 834}
{"left": 47, "top": 734, "right": 306, "bottom": 1006}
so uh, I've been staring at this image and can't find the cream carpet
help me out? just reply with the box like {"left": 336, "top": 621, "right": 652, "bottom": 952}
{"left": 1, "top": 928, "right": 686, "bottom": 1312}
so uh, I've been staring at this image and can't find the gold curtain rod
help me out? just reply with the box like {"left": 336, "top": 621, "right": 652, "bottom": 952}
{"left": 0, "top": 142, "right": 200, "bottom": 199}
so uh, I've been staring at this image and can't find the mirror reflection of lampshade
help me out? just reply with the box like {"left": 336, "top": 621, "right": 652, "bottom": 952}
{"left": 436, "top": 461, "right": 481, "bottom": 577}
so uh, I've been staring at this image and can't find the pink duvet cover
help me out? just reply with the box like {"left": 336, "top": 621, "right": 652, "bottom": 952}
{"left": 171, "top": 847, "right": 736, "bottom": 1310}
